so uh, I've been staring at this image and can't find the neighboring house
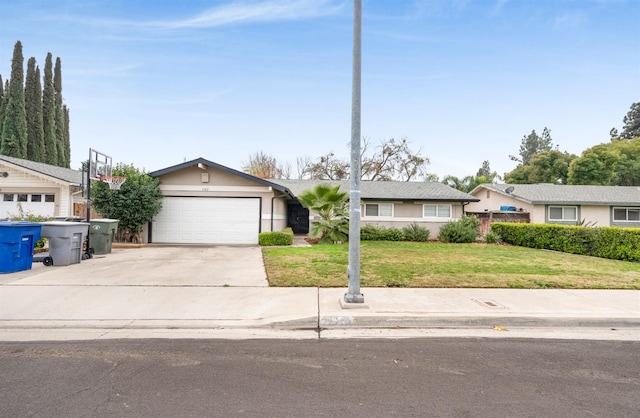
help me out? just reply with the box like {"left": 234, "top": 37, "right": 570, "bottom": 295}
{"left": 0, "top": 155, "right": 84, "bottom": 219}
{"left": 273, "top": 179, "right": 480, "bottom": 238}
{"left": 467, "top": 183, "right": 640, "bottom": 228}
{"left": 148, "top": 158, "right": 480, "bottom": 245}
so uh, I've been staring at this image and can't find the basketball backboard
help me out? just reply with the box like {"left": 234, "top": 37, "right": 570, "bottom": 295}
{"left": 88, "top": 148, "right": 112, "bottom": 180}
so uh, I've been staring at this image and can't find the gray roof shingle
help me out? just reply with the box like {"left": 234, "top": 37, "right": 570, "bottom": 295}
{"left": 271, "top": 179, "right": 479, "bottom": 202}
{"left": 477, "top": 183, "right": 640, "bottom": 206}
{"left": 0, "top": 155, "right": 83, "bottom": 184}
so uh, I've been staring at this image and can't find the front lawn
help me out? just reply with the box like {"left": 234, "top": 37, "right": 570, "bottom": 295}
{"left": 262, "top": 241, "right": 640, "bottom": 289}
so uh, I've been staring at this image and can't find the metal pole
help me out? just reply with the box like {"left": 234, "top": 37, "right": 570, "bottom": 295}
{"left": 85, "top": 149, "right": 92, "bottom": 258}
{"left": 344, "top": 0, "right": 364, "bottom": 304}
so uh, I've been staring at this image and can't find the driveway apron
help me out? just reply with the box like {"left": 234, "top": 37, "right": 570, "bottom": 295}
{"left": 1, "top": 246, "right": 268, "bottom": 287}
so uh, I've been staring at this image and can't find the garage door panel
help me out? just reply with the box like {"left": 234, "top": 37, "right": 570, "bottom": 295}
{"left": 152, "top": 197, "right": 260, "bottom": 244}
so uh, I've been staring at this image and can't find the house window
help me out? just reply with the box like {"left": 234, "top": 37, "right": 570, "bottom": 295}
{"left": 17, "top": 194, "right": 28, "bottom": 202}
{"left": 548, "top": 206, "right": 577, "bottom": 221}
{"left": 44, "top": 194, "right": 55, "bottom": 203}
{"left": 614, "top": 208, "right": 640, "bottom": 222}
{"left": 31, "top": 194, "right": 42, "bottom": 202}
{"left": 3, "top": 194, "right": 14, "bottom": 202}
{"left": 365, "top": 203, "right": 393, "bottom": 217}
{"left": 423, "top": 204, "right": 451, "bottom": 218}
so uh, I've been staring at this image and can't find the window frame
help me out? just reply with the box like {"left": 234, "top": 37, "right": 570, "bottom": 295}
{"left": 613, "top": 207, "right": 640, "bottom": 222}
{"left": 423, "top": 204, "right": 452, "bottom": 219}
{"left": 364, "top": 202, "right": 394, "bottom": 218}
{"left": 548, "top": 205, "right": 578, "bottom": 222}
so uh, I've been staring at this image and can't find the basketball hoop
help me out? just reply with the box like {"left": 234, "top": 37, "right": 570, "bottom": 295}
{"left": 100, "top": 176, "right": 126, "bottom": 190}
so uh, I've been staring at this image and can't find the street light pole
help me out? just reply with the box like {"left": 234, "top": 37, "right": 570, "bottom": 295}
{"left": 344, "top": 0, "right": 364, "bottom": 304}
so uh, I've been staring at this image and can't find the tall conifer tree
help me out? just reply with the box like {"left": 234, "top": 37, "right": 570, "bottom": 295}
{"left": 1, "top": 41, "right": 28, "bottom": 158}
{"left": 42, "top": 53, "right": 58, "bottom": 165}
{"left": 0, "top": 76, "right": 5, "bottom": 137}
{"left": 25, "top": 57, "right": 45, "bottom": 162}
{"left": 54, "top": 57, "right": 66, "bottom": 167}
{"left": 63, "top": 104, "right": 70, "bottom": 166}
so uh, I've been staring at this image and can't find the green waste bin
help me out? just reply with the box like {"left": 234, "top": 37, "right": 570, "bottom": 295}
{"left": 89, "top": 219, "right": 119, "bottom": 255}
{"left": 40, "top": 221, "right": 90, "bottom": 266}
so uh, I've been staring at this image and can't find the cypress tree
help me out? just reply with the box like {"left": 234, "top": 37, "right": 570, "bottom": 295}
{"left": 63, "top": 104, "right": 70, "bottom": 167}
{"left": 1, "top": 41, "right": 28, "bottom": 158}
{"left": 0, "top": 80, "right": 9, "bottom": 138}
{"left": 25, "top": 57, "right": 45, "bottom": 162}
{"left": 54, "top": 57, "right": 66, "bottom": 167}
{"left": 0, "top": 76, "right": 4, "bottom": 136}
{"left": 42, "top": 53, "right": 58, "bottom": 165}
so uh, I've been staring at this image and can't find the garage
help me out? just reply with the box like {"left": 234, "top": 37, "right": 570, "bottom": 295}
{"left": 152, "top": 197, "right": 261, "bottom": 245}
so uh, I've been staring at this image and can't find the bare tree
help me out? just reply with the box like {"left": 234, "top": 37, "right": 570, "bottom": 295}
{"left": 242, "top": 151, "right": 290, "bottom": 179}
{"left": 246, "top": 137, "right": 429, "bottom": 182}
{"left": 361, "top": 137, "right": 428, "bottom": 181}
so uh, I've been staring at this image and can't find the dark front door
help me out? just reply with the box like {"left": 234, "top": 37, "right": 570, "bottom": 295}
{"left": 287, "top": 204, "right": 309, "bottom": 234}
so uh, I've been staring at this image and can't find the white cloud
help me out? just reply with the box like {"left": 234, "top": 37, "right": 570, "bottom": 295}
{"left": 60, "top": 0, "right": 345, "bottom": 31}
{"left": 160, "top": 0, "right": 345, "bottom": 29}
{"left": 554, "top": 12, "right": 588, "bottom": 29}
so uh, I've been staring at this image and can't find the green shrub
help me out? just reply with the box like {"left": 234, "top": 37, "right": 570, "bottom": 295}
{"left": 483, "top": 231, "right": 502, "bottom": 244}
{"left": 380, "top": 227, "right": 405, "bottom": 241}
{"left": 490, "top": 223, "right": 640, "bottom": 262}
{"left": 361, "top": 224, "right": 385, "bottom": 241}
{"left": 438, "top": 215, "right": 481, "bottom": 243}
{"left": 259, "top": 230, "right": 293, "bottom": 246}
{"left": 360, "top": 224, "right": 406, "bottom": 241}
{"left": 402, "top": 223, "right": 431, "bottom": 242}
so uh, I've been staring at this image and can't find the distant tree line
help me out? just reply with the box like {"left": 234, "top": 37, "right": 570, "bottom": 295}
{"left": 503, "top": 103, "right": 640, "bottom": 186}
{"left": 0, "top": 40, "right": 70, "bottom": 167}
{"left": 241, "top": 102, "right": 639, "bottom": 188}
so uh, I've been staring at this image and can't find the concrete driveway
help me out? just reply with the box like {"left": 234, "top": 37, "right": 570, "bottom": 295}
{"left": 0, "top": 246, "right": 268, "bottom": 287}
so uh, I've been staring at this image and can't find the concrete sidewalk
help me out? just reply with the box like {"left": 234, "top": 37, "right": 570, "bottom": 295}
{"left": 0, "top": 246, "right": 638, "bottom": 341}
{"left": 1, "top": 284, "right": 638, "bottom": 341}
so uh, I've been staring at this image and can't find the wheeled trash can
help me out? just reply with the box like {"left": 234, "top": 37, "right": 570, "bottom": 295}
{"left": 0, "top": 221, "right": 42, "bottom": 273}
{"left": 89, "top": 219, "right": 119, "bottom": 255}
{"left": 40, "top": 221, "right": 90, "bottom": 266}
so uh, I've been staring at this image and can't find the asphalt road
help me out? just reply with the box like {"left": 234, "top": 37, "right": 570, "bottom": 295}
{"left": 1, "top": 338, "right": 638, "bottom": 417}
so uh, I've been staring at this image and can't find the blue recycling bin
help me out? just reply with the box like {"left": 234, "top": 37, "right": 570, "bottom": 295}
{"left": 0, "top": 221, "right": 42, "bottom": 273}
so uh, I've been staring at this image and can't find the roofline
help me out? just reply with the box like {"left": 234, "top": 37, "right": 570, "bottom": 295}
{"left": 361, "top": 197, "right": 480, "bottom": 202}
{"left": 0, "top": 156, "right": 81, "bottom": 186}
{"left": 472, "top": 183, "right": 640, "bottom": 205}
{"left": 471, "top": 183, "right": 534, "bottom": 204}
{"left": 149, "top": 158, "right": 295, "bottom": 199}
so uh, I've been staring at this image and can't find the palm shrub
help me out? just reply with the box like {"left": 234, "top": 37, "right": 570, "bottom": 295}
{"left": 402, "top": 223, "right": 430, "bottom": 242}
{"left": 438, "top": 215, "right": 481, "bottom": 243}
{"left": 297, "top": 184, "right": 349, "bottom": 244}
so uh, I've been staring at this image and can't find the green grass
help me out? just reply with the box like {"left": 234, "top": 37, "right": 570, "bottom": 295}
{"left": 262, "top": 241, "right": 640, "bottom": 289}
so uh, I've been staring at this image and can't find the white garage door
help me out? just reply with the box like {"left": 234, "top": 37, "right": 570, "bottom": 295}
{"left": 152, "top": 197, "right": 261, "bottom": 244}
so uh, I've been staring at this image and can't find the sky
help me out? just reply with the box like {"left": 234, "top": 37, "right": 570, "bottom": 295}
{"left": 0, "top": 0, "right": 638, "bottom": 180}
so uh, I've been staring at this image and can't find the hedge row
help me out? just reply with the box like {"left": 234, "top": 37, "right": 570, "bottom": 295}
{"left": 259, "top": 228, "right": 294, "bottom": 246}
{"left": 360, "top": 223, "right": 431, "bottom": 242}
{"left": 490, "top": 222, "right": 640, "bottom": 262}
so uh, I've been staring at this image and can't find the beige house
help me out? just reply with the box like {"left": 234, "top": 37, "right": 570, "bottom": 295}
{"left": 467, "top": 183, "right": 640, "bottom": 228}
{"left": 0, "top": 155, "right": 84, "bottom": 220}
{"left": 148, "top": 158, "right": 480, "bottom": 245}
{"left": 274, "top": 179, "right": 480, "bottom": 238}
{"left": 148, "top": 158, "right": 295, "bottom": 245}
